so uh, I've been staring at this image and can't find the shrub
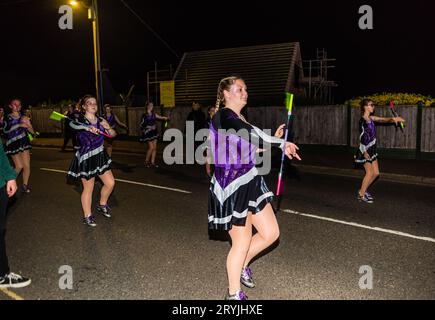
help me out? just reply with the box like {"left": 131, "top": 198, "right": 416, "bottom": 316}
{"left": 345, "top": 93, "right": 434, "bottom": 107}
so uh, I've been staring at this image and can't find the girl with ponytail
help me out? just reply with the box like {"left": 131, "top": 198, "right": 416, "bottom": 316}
{"left": 208, "top": 76, "right": 301, "bottom": 300}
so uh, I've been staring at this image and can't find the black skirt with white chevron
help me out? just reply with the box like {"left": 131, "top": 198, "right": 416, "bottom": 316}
{"left": 5, "top": 134, "right": 32, "bottom": 155}
{"left": 67, "top": 147, "right": 112, "bottom": 180}
{"left": 354, "top": 144, "right": 378, "bottom": 164}
{"left": 139, "top": 129, "right": 158, "bottom": 142}
{"left": 208, "top": 175, "right": 275, "bottom": 231}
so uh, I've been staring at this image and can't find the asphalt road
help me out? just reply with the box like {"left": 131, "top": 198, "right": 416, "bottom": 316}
{"left": 1, "top": 147, "right": 434, "bottom": 300}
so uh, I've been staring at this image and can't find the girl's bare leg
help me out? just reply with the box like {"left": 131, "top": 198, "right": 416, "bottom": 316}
{"left": 81, "top": 177, "right": 95, "bottom": 217}
{"left": 145, "top": 141, "right": 153, "bottom": 164}
{"left": 151, "top": 140, "right": 158, "bottom": 164}
{"left": 359, "top": 162, "right": 374, "bottom": 196}
{"left": 98, "top": 170, "right": 115, "bottom": 206}
{"left": 243, "top": 203, "right": 280, "bottom": 268}
{"left": 227, "top": 213, "right": 252, "bottom": 295}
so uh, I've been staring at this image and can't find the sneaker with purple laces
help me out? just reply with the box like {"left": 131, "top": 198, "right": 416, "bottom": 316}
{"left": 365, "top": 192, "right": 374, "bottom": 201}
{"left": 240, "top": 267, "right": 256, "bottom": 288}
{"left": 225, "top": 289, "right": 248, "bottom": 300}
{"left": 96, "top": 204, "right": 111, "bottom": 218}
{"left": 83, "top": 215, "right": 97, "bottom": 227}
{"left": 357, "top": 193, "right": 373, "bottom": 204}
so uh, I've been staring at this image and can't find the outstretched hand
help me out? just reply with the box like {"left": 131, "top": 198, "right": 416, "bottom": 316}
{"left": 393, "top": 117, "right": 405, "bottom": 125}
{"left": 284, "top": 142, "right": 301, "bottom": 160}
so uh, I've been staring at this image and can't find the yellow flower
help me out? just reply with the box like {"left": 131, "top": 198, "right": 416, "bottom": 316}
{"left": 345, "top": 92, "right": 434, "bottom": 107}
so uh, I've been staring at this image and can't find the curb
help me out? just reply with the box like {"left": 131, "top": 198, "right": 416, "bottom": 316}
{"left": 295, "top": 164, "right": 435, "bottom": 188}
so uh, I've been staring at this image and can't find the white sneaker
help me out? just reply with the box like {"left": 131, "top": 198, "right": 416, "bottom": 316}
{"left": 0, "top": 272, "right": 31, "bottom": 288}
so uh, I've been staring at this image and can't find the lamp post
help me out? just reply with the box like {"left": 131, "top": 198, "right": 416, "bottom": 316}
{"left": 70, "top": 0, "right": 104, "bottom": 113}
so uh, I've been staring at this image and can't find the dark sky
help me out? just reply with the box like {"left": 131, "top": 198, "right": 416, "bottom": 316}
{"left": 1, "top": 0, "right": 434, "bottom": 106}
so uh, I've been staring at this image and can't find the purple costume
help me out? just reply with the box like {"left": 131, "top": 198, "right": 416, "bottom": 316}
{"left": 103, "top": 113, "right": 116, "bottom": 129}
{"left": 139, "top": 112, "right": 158, "bottom": 142}
{"left": 2, "top": 113, "right": 31, "bottom": 155}
{"left": 208, "top": 108, "right": 285, "bottom": 231}
{"left": 354, "top": 117, "right": 378, "bottom": 164}
{"left": 67, "top": 115, "right": 112, "bottom": 180}
{"left": 102, "top": 113, "right": 117, "bottom": 145}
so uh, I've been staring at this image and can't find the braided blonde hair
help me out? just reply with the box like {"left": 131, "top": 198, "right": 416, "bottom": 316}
{"left": 215, "top": 76, "right": 243, "bottom": 112}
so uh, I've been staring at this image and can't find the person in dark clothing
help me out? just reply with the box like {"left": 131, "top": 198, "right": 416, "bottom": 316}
{"left": 205, "top": 105, "right": 217, "bottom": 178}
{"left": 61, "top": 104, "right": 78, "bottom": 151}
{"left": 0, "top": 140, "right": 31, "bottom": 288}
{"left": 187, "top": 102, "right": 206, "bottom": 152}
{"left": 187, "top": 102, "right": 206, "bottom": 135}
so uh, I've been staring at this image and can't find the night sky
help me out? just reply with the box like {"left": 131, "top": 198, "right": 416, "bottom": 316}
{"left": 1, "top": 0, "right": 434, "bottom": 106}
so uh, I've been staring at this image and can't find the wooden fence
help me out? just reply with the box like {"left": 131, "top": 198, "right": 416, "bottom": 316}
{"left": 28, "top": 104, "right": 435, "bottom": 153}
{"left": 421, "top": 107, "right": 435, "bottom": 152}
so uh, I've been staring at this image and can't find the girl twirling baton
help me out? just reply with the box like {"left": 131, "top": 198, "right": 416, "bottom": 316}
{"left": 209, "top": 76, "right": 301, "bottom": 300}
{"left": 103, "top": 104, "right": 128, "bottom": 157}
{"left": 67, "top": 95, "right": 117, "bottom": 227}
{"left": 2, "top": 99, "right": 35, "bottom": 194}
{"left": 354, "top": 99, "right": 405, "bottom": 203}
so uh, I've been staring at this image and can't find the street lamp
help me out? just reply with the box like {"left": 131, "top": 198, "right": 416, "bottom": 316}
{"left": 69, "top": 0, "right": 104, "bottom": 113}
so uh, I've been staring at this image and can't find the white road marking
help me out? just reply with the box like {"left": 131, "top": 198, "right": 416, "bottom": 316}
{"left": 283, "top": 209, "right": 435, "bottom": 244}
{"left": 33, "top": 146, "right": 147, "bottom": 157}
{"left": 40, "top": 168, "right": 192, "bottom": 194}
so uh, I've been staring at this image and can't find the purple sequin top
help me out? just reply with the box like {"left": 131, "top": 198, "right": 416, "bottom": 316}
{"left": 210, "top": 108, "right": 284, "bottom": 189}
{"left": 104, "top": 114, "right": 116, "bottom": 128}
{"left": 140, "top": 112, "right": 156, "bottom": 129}
{"left": 69, "top": 116, "right": 105, "bottom": 156}
{"left": 359, "top": 118, "right": 376, "bottom": 146}
{"left": 3, "top": 114, "right": 27, "bottom": 141}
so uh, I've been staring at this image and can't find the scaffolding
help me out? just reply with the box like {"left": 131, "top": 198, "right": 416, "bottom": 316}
{"left": 302, "top": 48, "right": 337, "bottom": 104}
{"left": 146, "top": 62, "right": 174, "bottom": 105}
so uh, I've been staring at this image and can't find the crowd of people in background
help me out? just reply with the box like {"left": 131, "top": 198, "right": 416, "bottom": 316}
{"left": 58, "top": 99, "right": 215, "bottom": 169}
{"left": 1, "top": 99, "right": 218, "bottom": 162}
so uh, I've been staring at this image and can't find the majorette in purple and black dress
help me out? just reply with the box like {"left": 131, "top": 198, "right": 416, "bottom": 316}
{"left": 139, "top": 112, "right": 158, "bottom": 142}
{"left": 208, "top": 108, "right": 285, "bottom": 231}
{"left": 2, "top": 113, "right": 32, "bottom": 155}
{"left": 354, "top": 117, "right": 378, "bottom": 164}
